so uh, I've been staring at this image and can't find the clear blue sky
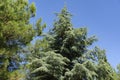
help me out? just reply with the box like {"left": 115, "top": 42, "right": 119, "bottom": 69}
{"left": 29, "top": 0, "right": 120, "bottom": 68}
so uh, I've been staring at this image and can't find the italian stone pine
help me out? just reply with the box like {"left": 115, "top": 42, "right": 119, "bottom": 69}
{"left": 0, "top": 0, "right": 36, "bottom": 79}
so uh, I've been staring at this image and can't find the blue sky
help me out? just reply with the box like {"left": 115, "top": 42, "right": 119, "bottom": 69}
{"left": 29, "top": 0, "right": 120, "bottom": 68}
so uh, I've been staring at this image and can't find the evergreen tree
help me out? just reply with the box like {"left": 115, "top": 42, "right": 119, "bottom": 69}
{"left": 48, "top": 6, "right": 97, "bottom": 75}
{"left": 0, "top": 0, "right": 117, "bottom": 80}
{"left": 28, "top": 6, "right": 97, "bottom": 80}
{"left": 48, "top": 6, "right": 116, "bottom": 80}
{"left": 28, "top": 51, "right": 69, "bottom": 80}
{"left": 85, "top": 47, "right": 116, "bottom": 80}
{"left": 25, "top": 21, "right": 69, "bottom": 80}
{"left": 0, "top": 0, "right": 36, "bottom": 79}
{"left": 27, "top": 6, "right": 116, "bottom": 80}
{"left": 50, "top": 7, "right": 97, "bottom": 62}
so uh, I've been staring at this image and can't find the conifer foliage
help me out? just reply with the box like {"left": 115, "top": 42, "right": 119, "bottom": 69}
{"left": 0, "top": 0, "right": 118, "bottom": 80}
{"left": 0, "top": 0, "right": 36, "bottom": 79}
{"left": 27, "top": 6, "right": 116, "bottom": 80}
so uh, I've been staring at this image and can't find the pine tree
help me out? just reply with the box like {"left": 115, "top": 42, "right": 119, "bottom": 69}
{"left": 0, "top": 0, "right": 36, "bottom": 79}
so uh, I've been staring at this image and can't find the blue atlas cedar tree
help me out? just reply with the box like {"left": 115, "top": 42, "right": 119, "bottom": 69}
{"left": 27, "top": 6, "right": 116, "bottom": 80}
